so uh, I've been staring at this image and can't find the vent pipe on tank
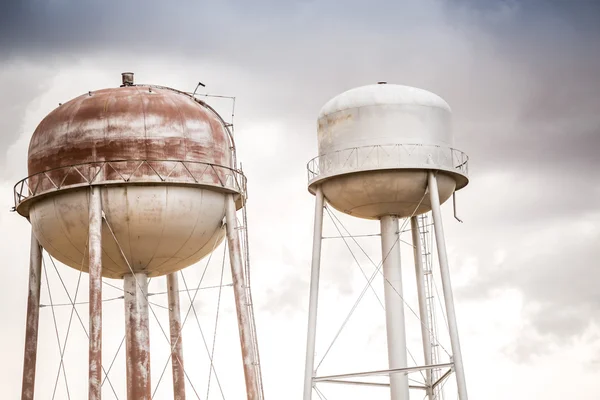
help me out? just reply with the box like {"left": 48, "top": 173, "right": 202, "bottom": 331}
{"left": 121, "top": 72, "right": 134, "bottom": 87}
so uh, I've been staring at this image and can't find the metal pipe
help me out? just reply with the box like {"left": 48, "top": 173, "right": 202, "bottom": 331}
{"left": 88, "top": 185, "right": 103, "bottom": 400}
{"left": 432, "top": 368, "right": 454, "bottom": 390}
{"left": 380, "top": 215, "right": 410, "bottom": 400}
{"left": 427, "top": 171, "right": 468, "bottom": 400}
{"left": 124, "top": 273, "right": 151, "bottom": 400}
{"left": 225, "top": 193, "right": 261, "bottom": 400}
{"left": 313, "top": 362, "right": 454, "bottom": 381}
{"left": 318, "top": 380, "right": 427, "bottom": 390}
{"left": 303, "top": 186, "right": 325, "bottom": 400}
{"left": 167, "top": 273, "right": 186, "bottom": 400}
{"left": 453, "top": 192, "right": 463, "bottom": 223}
{"left": 21, "top": 231, "right": 43, "bottom": 400}
{"left": 410, "top": 216, "right": 434, "bottom": 400}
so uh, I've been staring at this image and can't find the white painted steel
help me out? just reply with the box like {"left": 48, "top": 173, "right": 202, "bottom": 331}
{"left": 411, "top": 217, "right": 433, "bottom": 400}
{"left": 311, "top": 83, "right": 468, "bottom": 220}
{"left": 319, "top": 170, "right": 457, "bottom": 219}
{"left": 313, "top": 362, "right": 454, "bottom": 381}
{"left": 303, "top": 186, "right": 325, "bottom": 400}
{"left": 380, "top": 215, "right": 410, "bottom": 400}
{"left": 428, "top": 172, "right": 468, "bottom": 400}
{"left": 29, "top": 186, "right": 226, "bottom": 278}
{"left": 318, "top": 84, "right": 452, "bottom": 154}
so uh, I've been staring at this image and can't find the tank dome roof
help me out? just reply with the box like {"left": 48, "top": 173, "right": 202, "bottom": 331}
{"left": 318, "top": 83, "right": 451, "bottom": 119}
{"left": 28, "top": 85, "right": 231, "bottom": 177}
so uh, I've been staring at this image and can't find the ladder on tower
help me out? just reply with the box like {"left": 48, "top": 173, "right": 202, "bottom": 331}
{"left": 419, "top": 213, "right": 445, "bottom": 400}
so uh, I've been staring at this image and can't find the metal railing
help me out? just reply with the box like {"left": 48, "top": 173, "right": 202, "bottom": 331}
{"left": 14, "top": 159, "right": 246, "bottom": 210}
{"left": 307, "top": 143, "right": 469, "bottom": 183}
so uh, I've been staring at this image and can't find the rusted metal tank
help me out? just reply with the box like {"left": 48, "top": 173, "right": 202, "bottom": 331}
{"left": 15, "top": 77, "right": 244, "bottom": 278}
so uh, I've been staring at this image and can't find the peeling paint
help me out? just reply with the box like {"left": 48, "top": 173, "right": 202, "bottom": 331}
{"left": 124, "top": 273, "right": 151, "bottom": 400}
{"left": 21, "top": 232, "right": 42, "bottom": 400}
{"left": 167, "top": 273, "right": 186, "bottom": 400}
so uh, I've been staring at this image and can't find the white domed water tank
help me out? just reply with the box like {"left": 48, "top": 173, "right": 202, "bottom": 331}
{"left": 307, "top": 83, "right": 469, "bottom": 219}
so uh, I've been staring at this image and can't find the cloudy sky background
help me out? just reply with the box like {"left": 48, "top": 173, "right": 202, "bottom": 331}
{"left": 1, "top": 0, "right": 599, "bottom": 398}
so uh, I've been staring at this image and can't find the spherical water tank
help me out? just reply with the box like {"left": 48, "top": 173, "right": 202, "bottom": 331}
{"left": 15, "top": 78, "right": 244, "bottom": 278}
{"left": 307, "top": 83, "right": 469, "bottom": 219}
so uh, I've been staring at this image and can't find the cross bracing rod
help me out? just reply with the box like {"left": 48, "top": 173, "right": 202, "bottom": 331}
{"left": 312, "top": 362, "right": 454, "bottom": 382}
{"left": 432, "top": 368, "right": 454, "bottom": 390}
{"left": 317, "top": 379, "right": 428, "bottom": 390}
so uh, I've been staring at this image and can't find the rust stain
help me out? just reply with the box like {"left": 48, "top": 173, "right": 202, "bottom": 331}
{"left": 27, "top": 86, "right": 231, "bottom": 194}
{"left": 88, "top": 184, "right": 103, "bottom": 400}
{"left": 225, "top": 194, "right": 262, "bottom": 400}
{"left": 167, "top": 273, "right": 186, "bottom": 400}
{"left": 124, "top": 273, "right": 151, "bottom": 400}
{"left": 21, "top": 233, "right": 42, "bottom": 400}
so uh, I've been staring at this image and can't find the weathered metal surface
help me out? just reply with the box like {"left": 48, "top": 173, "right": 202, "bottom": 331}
{"left": 410, "top": 216, "right": 434, "bottom": 400}
{"left": 88, "top": 185, "right": 103, "bottom": 400}
{"left": 167, "top": 273, "right": 186, "bottom": 400}
{"left": 27, "top": 186, "right": 227, "bottom": 278}
{"left": 317, "top": 84, "right": 453, "bottom": 154}
{"left": 121, "top": 72, "right": 134, "bottom": 86}
{"left": 21, "top": 231, "right": 42, "bottom": 400}
{"left": 17, "top": 81, "right": 243, "bottom": 279}
{"left": 124, "top": 273, "right": 151, "bottom": 400}
{"left": 26, "top": 85, "right": 233, "bottom": 197}
{"left": 380, "top": 215, "right": 410, "bottom": 399}
{"left": 14, "top": 159, "right": 246, "bottom": 216}
{"left": 303, "top": 186, "right": 325, "bottom": 400}
{"left": 224, "top": 194, "right": 262, "bottom": 400}
{"left": 428, "top": 172, "right": 468, "bottom": 400}
{"left": 308, "top": 83, "right": 469, "bottom": 220}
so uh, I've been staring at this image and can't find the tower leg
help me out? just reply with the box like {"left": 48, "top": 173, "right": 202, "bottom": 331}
{"left": 124, "top": 273, "right": 151, "bottom": 400}
{"left": 89, "top": 185, "right": 103, "bottom": 400}
{"left": 380, "top": 215, "right": 410, "bottom": 400}
{"left": 410, "top": 217, "right": 433, "bottom": 400}
{"left": 225, "top": 193, "right": 261, "bottom": 400}
{"left": 21, "top": 231, "right": 43, "bottom": 400}
{"left": 167, "top": 273, "right": 186, "bottom": 400}
{"left": 303, "top": 186, "right": 325, "bottom": 400}
{"left": 427, "top": 172, "right": 468, "bottom": 400}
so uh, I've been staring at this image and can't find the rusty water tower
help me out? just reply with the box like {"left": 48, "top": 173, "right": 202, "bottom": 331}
{"left": 14, "top": 73, "right": 264, "bottom": 400}
{"left": 303, "top": 83, "right": 470, "bottom": 399}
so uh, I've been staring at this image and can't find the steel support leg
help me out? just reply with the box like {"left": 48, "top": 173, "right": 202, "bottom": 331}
{"left": 21, "top": 231, "right": 43, "bottom": 400}
{"left": 167, "top": 273, "right": 186, "bottom": 400}
{"left": 89, "top": 186, "right": 103, "bottom": 400}
{"left": 124, "top": 273, "right": 151, "bottom": 400}
{"left": 427, "top": 172, "right": 468, "bottom": 400}
{"left": 410, "top": 217, "right": 433, "bottom": 400}
{"left": 225, "top": 193, "right": 261, "bottom": 400}
{"left": 380, "top": 215, "right": 410, "bottom": 400}
{"left": 303, "top": 186, "right": 325, "bottom": 400}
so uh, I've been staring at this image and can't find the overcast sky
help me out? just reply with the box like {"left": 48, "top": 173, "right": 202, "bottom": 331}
{"left": 1, "top": 0, "right": 599, "bottom": 399}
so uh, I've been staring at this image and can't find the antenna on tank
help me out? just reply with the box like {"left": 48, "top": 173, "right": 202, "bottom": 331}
{"left": 192, "top": 81, "right": 206, "bottom": 97}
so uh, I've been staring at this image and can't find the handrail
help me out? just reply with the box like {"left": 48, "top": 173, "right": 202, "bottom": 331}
{"left": 14, "top": 159, "right": 246, "bottom": 210}
{"left": 307, "top": 143, "right": 469, "bottom": 183}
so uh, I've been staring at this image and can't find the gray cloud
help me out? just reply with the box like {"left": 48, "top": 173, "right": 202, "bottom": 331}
{"left": 2, "top": 0, "right": 600, "bottom": 369}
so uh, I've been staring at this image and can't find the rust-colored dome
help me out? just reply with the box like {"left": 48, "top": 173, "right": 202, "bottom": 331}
{"left": 28, "top": 85, "right": 232, "bottom": 176}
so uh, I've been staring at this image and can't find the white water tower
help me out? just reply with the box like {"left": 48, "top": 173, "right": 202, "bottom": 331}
{"left": 303, "top": 83, "right": 469, "bottom": 399}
